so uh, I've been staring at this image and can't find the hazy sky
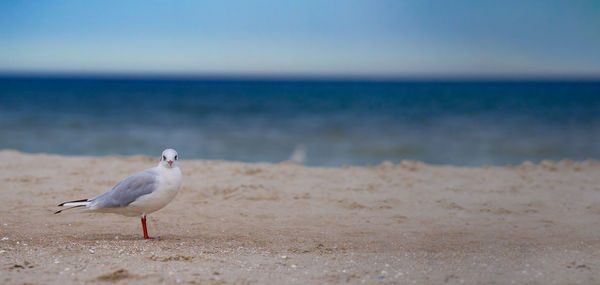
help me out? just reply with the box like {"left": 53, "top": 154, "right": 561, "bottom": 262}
{"left": 1, "top": 1, "right": 599, "bottom": 78}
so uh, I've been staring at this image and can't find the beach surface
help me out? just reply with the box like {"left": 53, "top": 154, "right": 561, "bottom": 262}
{"left": 1, "top": 150, "right": 599, "bottom": 284}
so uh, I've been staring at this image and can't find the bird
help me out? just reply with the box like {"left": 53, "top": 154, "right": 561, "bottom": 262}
{"left": 55, "top": 148, "right": 182, "bottom": 239}
{"left": 287, "top": 144, "right": 306, "bottom": 164}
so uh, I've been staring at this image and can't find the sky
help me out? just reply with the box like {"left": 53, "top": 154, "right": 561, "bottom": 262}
{"left": 1, "top": 0, "right": 599, "bottom": 79}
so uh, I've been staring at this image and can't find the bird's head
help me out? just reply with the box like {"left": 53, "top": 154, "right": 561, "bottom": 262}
{"left": 159, "top": 149, "right": 179, "bottom": 168}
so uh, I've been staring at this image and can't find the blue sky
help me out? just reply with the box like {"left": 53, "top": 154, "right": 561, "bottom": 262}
{"left": 1, "top": 1, "right": 599, "bottom": 78}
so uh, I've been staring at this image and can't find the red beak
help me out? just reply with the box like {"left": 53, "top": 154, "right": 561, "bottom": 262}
{"left": 168, "top": 160, "right": 173, "bottom": 166}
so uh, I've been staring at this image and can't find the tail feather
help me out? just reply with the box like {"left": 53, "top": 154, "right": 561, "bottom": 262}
{"left": 55, "top": 199, "right": 91, "bottom": 214}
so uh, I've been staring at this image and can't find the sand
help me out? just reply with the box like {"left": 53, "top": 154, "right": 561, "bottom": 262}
{"left": 0, "top": 150, "right": 599, "bottom": 284}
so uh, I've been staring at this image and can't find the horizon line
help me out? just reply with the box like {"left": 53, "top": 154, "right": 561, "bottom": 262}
{"left": 1, "top": 70, "right": 600, "bottom": 83}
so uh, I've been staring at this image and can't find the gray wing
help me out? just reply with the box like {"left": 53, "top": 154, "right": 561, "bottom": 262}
{"left": 90, "top": 169, "right": 158, "bottom": 208}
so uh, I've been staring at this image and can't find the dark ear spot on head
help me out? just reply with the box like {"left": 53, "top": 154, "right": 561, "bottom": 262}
{"left": 162, "top": 155, "right": 166, "bottom": 160}
{"left": 175, "top": 155, "right": 178, "bottom": 160}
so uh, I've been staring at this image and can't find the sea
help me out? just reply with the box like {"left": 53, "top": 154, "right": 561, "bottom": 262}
{"left": 1, "top": 77, "right": 599, "bottom": 166}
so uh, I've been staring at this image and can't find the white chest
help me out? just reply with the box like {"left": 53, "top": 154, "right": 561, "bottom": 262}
{"left": 157, "top": 167, "right": 182, "bottom": 193}
{"left": 129, "top": 166, "right": 182, "bottom": 214}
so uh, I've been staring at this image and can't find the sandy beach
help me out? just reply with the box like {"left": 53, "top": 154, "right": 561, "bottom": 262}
{"left": 1, "top": 150, "right": 599, "bottom": 284}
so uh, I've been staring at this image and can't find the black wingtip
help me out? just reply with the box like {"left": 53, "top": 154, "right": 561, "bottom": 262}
{"left": 57, "top": 198, "right": 89, "bottom": 207}
{"left": 54, "top": 204, "right": 86, "bottom": 214}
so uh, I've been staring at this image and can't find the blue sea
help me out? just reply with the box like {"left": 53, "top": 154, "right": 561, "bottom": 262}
{"left": 1, "top": 77, "right": 599, "bottom": 166}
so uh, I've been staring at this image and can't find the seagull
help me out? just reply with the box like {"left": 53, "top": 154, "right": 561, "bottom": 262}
{"left": 55, "top": 149, "right": 182, "bottom": 240}
{"left": 287, "top": 144, "right": 306, "bottom": 164}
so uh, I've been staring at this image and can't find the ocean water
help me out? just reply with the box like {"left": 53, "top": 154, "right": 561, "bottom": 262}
{"left": 0, "top": 77, "right": 599, "bottom": 166}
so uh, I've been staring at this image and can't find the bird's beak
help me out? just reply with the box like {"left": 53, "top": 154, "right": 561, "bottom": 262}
{"left": 168, "top": 160, "right": 173, "bottom": 166}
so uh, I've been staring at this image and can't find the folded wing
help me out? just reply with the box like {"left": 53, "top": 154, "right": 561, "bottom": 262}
{"left": 90, "top": 169, "right": 159, "bottom": 208}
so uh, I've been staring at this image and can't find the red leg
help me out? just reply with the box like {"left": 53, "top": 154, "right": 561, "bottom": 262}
{"left": 141, "top": 215, "right": 157, "bottom": 240}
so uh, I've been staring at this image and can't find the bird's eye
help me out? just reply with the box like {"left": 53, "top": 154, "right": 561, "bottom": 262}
{"left": 162, "top": 155, "right": 166, "bottom": 160}
{"left": 175, "top": 155, "right": 178, "bottom": 160}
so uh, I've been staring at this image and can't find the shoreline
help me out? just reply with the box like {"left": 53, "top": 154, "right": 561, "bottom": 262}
{"left": 1, "top": 150, "right": 599, "bottom": 284}
{"left": 1, "top": 148, "right": 598, "bottom": 168}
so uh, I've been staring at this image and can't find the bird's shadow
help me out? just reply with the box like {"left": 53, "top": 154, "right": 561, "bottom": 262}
{"left": 73, "top": 234, "right": 153, "bottom": 241}
{"left": 71, "top": 233, "right": 189, "bottom": 241}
